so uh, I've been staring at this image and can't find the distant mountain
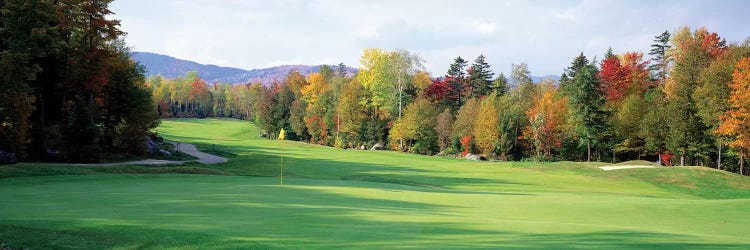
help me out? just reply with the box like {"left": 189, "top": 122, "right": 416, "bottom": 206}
{"left": 129, "top": 52, "right": 357, "bottom": 85}
{"left": 506, "top": 74, "right": 561, "bottom": 88}
{"left": 531, "top": 75, "right": 561, "bottom": 83}
{"left": 131, "top": 52, "right": 557, "bottom": 86}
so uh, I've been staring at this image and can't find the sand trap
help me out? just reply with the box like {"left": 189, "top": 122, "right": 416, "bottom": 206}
{"left": 599, "top": 165, "right": 657, "bottom": 171}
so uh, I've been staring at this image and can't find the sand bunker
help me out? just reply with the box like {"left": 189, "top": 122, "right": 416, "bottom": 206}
{"left": 599, "top": 165, "right": 657, "bottom": 171}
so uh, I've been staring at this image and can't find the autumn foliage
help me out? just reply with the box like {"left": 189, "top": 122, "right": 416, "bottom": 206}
{"left": 0, "top": 1, "right": 158, "bottom": 161}
{"left": 473, "top": 97, "right": 499, "bottom": 155}
{"left": 131, "top": 26, "right": 749, "bottom": 173}
{"left": 424, "top": 78, "right": 450, "bottom": 103}
{"left": 522, "top": 83, "right": 567, "bottom": 160}
{"left": 599, "top": 52, "right": 650, "bottom": 103}
{"left": 460, "top": 135, "right": 473, "bottom": 157}
{"left": 717, "top": 57, "right": 750, "bottom": 174}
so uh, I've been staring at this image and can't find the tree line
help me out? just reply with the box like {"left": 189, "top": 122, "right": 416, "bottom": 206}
{"left": 150, "top": 27, "right": 750, "bottom": 175}
{"left": 0, "top": 0, "right": 158, "bottom": 162}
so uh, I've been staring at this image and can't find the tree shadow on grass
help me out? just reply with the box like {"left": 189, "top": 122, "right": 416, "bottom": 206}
{"left": 202, "top": 143, "right": 536, "bottom": 193}
{"left": 1, "top": 175, "right": 747, "bottom": 249}
{"left": 0, "top": 177, "right": 478, "bottom": 248}
{"left": 505, "top": 230, "right": 750, "bottom": 249}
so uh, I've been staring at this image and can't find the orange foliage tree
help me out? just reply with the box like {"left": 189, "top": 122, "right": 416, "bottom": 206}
{"left": 522, "top": 82, "right": 568, "bottom": 161}
{"left": 717, "top": 57, "right": 750, "bottom": 175}
{"left": 188, "top": 77, "right": 209, "bottom": 114}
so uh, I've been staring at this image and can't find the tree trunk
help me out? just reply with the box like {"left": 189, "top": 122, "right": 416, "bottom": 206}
{"left": 103, "top": 95, "right": 113, "bottom": 153}
{"left": 741, "top": 149, "right": 744, "bottom": 176}
{"left": 680, "top": 155, "right": 685, "bottom": 166}
{"left": 88, "top": 93, "right": 94, "bottom": 124}
{"left": 586, "top": 130, "right": 591, "bottom": 162}
{"left": 717, "top": 143, "right": 722, "bottom": 170}
{"left": 397, "top": 74, "right": 403, "bottom": 118}
{"left": 657, "top": 151, "right": 662, "bottom": 165}
{"left": 40, "top": 82, "right": 46, "bottom": 128}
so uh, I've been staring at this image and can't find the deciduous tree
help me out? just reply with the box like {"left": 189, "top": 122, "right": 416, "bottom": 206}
{"left": 717, "top": 57, "right": 750, "bottom": 175}
{"left": 389, "top": 97, "right": 438, "bottom": 154}
{"left": 435, "top": 109, "right": 453, "bottom": 152}
{"left": 522, "top": 81, "right": 567, "bottom": 161}
{"left": 665, "top": 26, "right": 726, "bottom": 166}
{"left": 474, "top": 96, "right": 499, "bottom": 155}
{"left": 451, "top": 98, "right": 480, "bottom": 140}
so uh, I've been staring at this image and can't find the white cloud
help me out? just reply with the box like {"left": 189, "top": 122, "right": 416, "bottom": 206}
{"left": 112, "top": 0, "right": 750, "bottom": 76}
{"left": 470, "top": 21, "right": 497, "bottom": 35}
{"left": 355, "top": 25, "right": 380, "bottom": 38}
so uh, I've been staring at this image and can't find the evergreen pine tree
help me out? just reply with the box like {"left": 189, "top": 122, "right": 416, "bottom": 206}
{"left": 604, "top": 47, "right": 615, "bottom": 59}
{"left": 492, "top": 73, "right": 510, "bottom": 96}
{"left": 559, "top": 52, "right": 590, "bottom": 94}
{"left": 567, "top": 52, "right": 590, "bottom": 78}
{"left": 649, "top": 30, "right": 671, "bottom": 83}
{"left": 446, "top": 57, "right": 468, "bottom": 110}
{"left": 469, "top": 54, "right": 494, "bottom": 97}
{"left": 337, "top": 62, "right": 347, "bottom": 77}
{"left": 568, "top": 63, "right": 608, "bottom": 161}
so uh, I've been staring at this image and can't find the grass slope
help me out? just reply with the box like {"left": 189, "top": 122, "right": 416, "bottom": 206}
{"left": 0, "top": 118, "right": 749, "bottom": 249}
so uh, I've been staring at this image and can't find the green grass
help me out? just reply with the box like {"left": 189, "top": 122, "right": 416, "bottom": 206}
{"left": 1, "top": 118, "right": 749, "bottom": 249}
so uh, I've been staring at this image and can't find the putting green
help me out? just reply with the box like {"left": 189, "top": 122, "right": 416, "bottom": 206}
{"left": 1, "top": 118, "right": 749, "bottom": 249}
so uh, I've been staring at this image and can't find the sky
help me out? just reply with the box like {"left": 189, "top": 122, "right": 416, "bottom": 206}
{"left": 111, "top": 0, "right": 750, "bottom": 76}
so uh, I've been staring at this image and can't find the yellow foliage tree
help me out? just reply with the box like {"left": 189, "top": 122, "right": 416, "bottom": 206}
{"left": 302, "top": 72, "right": 328, "bottom": 106}
{"left": 413, "top": 71, "right": 432, "bottom": 92}
{"left": 389, "top": 96, "right": 438, "bottom": 153}
{"left": 451, "top": 98, "right": 480, "bottom": 139}
{"left": 474, "top": 97, "right": 499, "bottom": 155}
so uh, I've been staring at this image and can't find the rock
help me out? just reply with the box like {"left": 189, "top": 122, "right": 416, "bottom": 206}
{"left": 45, "top": 149, "right": 61, "bottom": 161}
{"left": 146, "top": 137, "right": 158, "bottom": 154}
{"left": 159, "top": 149, "right": 172, "bottom": 156}
{"left": 465, "top": 153, "right": 487, "bottom": 161}
{"left": 370, "top": 143, "right": 384, "bottom": 150}
{"left": 359, "top": 145, "right": 366, "bottom": 150}
{"left": 0, "top": 151, "right": 17, "bottom": 165}
{"left": 435, "top": 151, "right": 446, "bottom": 156}
{"left": 45, "top": 149, "right": 60, "bottom": 157}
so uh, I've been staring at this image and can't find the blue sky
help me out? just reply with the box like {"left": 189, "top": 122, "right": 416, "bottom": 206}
{"left": 111, "top": 0, "right": 750, "bottom": 76}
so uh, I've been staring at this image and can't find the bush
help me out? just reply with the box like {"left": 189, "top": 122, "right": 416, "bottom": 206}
{"left": 113, "top": 120, "right": 149, "bottom": 156}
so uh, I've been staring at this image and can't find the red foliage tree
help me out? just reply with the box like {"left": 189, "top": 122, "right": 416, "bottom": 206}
{"left": 599, "top": 52, "right": 651, "bottom": 103}
{"left": 188, "top": 77, "right": 208, "bottom": 102}
{"left": 424, "top": 77, "right": 450, "bottom": 102}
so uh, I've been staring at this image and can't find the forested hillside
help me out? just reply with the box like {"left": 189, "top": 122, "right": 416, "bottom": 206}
{"left": 146, "top": 30, "right": 750, "bottom": 175}
{"left": 130, "top": 52, "right": 358, "bottom": 85}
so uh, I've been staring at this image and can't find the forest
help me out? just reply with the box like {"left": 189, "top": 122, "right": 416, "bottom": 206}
{"left": 0, "top": 0, "right": 158, "bottom": 162}
{"left": 146, "top": 28, "right": 750, "bottom": 175}
{"left": 2, "top": 1, "right": 750, "bottom": 176}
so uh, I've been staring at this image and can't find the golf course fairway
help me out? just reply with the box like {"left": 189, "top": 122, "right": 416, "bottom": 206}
{"left": 1, "top": 118, "right": 749, "bottom": 249}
